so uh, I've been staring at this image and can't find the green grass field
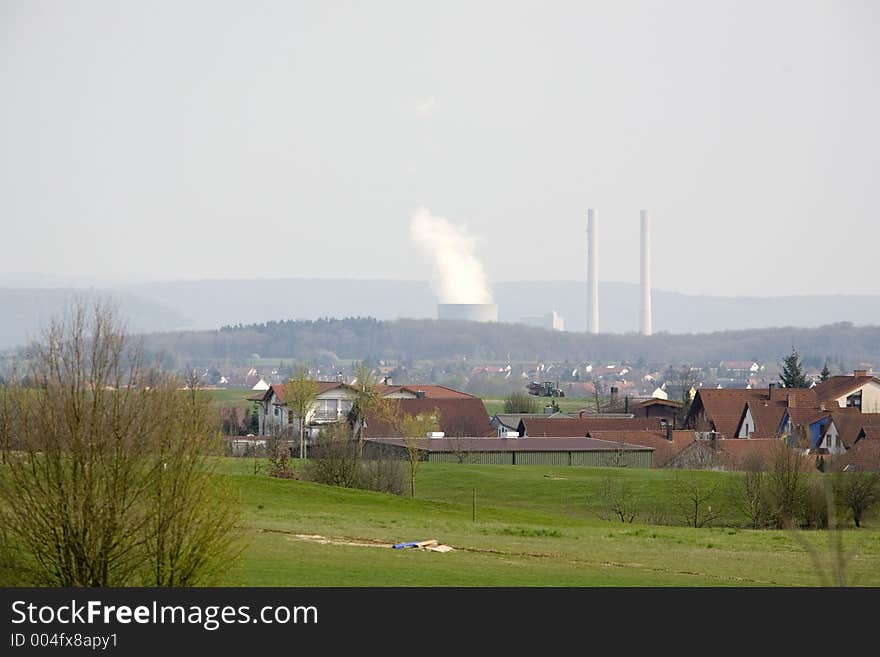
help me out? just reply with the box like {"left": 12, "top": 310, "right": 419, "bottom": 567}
{"left": 216, "top": 460, "right": 880, "bottom": 586}
{"left": 209, "top": 389, "right": 259, "bottom": 416}
{"left": 482, "top": 396, "right": 593, "bottom": 416}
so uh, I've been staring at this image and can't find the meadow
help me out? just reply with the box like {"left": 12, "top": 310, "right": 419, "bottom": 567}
{"left": 479, "top": 396, "right": 591, "bottom": 416}
{"left": 216, "top": 460, "right": 880, "bottom": 586}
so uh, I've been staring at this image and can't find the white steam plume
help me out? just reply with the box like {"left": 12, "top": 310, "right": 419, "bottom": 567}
{"left": 409, "top": 207, "right": 493, "bottom": 304}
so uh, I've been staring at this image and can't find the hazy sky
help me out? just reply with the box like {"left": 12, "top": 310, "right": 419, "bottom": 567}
{"left": 2, "top": 1, "right": 878, "bottom": 296}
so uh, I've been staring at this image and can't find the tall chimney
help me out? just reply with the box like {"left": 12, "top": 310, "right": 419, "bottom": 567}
{"left": 639, "top": 209, "right": 653, "bottom": 336}
{"left": 587, "top": 209, "right": 599, "bottom": 334}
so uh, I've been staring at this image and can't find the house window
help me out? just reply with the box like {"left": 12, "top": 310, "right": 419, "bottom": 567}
{"left": 274, "top": 407, "right": 279, "bottom": 416}
{"left": 846, "top": 391, "right": 862, "bottom": 408}
{"left": 339, "top": 399, "right": 353, "bottom": 416}
{"left": 315, "top": 399, "right": 338, "bottom": 420}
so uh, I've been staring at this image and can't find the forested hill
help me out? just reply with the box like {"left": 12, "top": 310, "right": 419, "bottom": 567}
{"left": 141, "top": 317, "right": 880, "bottom": 367}
{"left": 4, "top": 278, "right": 880, "bottom": 349}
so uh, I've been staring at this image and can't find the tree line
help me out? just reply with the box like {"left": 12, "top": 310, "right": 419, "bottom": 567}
{"left": 133, "top": 317, "right": 880, "bottom": 368}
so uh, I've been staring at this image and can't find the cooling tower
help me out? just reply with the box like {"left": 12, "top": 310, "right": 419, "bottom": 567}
{"left": 437, "top": 303, "right": 498, "bottom": 322}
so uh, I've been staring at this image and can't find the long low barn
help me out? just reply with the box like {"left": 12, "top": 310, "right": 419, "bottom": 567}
{"left": 364, "top": 437, "right": 654, "bottom": 468}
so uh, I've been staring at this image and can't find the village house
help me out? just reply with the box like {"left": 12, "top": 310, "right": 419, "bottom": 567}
{"left": 683, "top": 371, "right": 880, "bottom": 467}
{"left": 249, "top": 381, "right": 480, "bottom": 438}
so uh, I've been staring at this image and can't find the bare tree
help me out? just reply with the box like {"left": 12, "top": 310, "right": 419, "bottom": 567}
{"left": 0, "top": 301, "right": 240, "bottom": 586}
{"left": 592, "top": 379, "right": 603, "bottom": 414}
{"left": 727, "top": 452, "right": 769, "bottom": 529}
{"left": 286, "top": 365, "right": 320, "bottom": 459}
{"left": 306, "top": 423, "right": 361, "bottom": 488}
{"left": 598, "top": 478, "right": 638, "bottom": 523}
{"left": 265, "top": 427, "right": 294, "bottom": 478}
{"left": 446, "top": 433, "right": 471, "bottom": 464}
{"left": 675, "top": 474, "right": 720, "bottom": 528}
{"left": 765, "top": 434, "right": 809, "bottom": 528}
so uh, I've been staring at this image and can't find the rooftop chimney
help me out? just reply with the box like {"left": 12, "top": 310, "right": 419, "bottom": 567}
{"left": 768, "top": 383, "right": 776, "bottom": 400}
{"left": 788, "top": 393, "right": 797, "bottom": 409}
{"left": 639, "top": 210, "right": 653, "bottom": 336}
{"left": 666, "top": 424, "right": 673, "bottom": 442}
{"left": 587, "top": 209, "right": 599, "bottom": 334}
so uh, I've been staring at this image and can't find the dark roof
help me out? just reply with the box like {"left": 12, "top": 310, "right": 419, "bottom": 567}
{"left": 518, "top": 416, "right": 661, "bottom": 437}
{"left": 365, "top": 436, "right": 654, "bottom": 452}
{"left": 634, "top": 398, "right": 683, "bottom": 409}
{"left": 813, "top": 375, "right": 880, "bottom": 402}
{"left": 362, "top": 397, "right": 492, "bottom": 438}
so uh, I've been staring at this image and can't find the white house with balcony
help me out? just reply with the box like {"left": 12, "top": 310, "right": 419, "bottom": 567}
{"left": 250, "top": 381, "right": 356, "bottom": 437}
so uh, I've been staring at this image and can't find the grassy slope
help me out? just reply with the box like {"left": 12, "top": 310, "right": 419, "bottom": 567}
{"left": 216, "top": 460, "right": 880, "bottom": 587}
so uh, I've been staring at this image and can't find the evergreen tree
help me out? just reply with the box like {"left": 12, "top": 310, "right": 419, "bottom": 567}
{"left": 779, "top": 347, "right": 809, "bottom": 388}
{"left": 820, "top": 363, "right": 831, "bottom": 382}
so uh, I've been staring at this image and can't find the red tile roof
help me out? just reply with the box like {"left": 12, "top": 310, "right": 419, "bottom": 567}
{"left": 785, "top": 407, "right": 831, "bottom": 428}
{"left": 826, "top": 410, "right": 880, "bottom": 448}
{"left": 670, "top": 437, "right": 801, "bottom": 471}
{"left": 691, "top": 386, "right": 823, "bottom": 439}
{"left": 813, "top": 375, "right": 880, "bottom": 403}
{"left": 712, "top": 438, "right": 783, "bottom": 470}
{"left": 840, "top": 438, "right": 880, "bottom": 471}
{"left": 362, "top": 397, "right": 491, "bottom": 438}
{"left": 738, "top": 399, "right": 788, "bottom": 437}
{"left": 518, "top": 416, "right": 661, "bottom": 437}
{"left": 688, "top": 388, "right": 766, "bottom": 438}
{"left": 586, "top": 429, "right": 695, "bottom": 467}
